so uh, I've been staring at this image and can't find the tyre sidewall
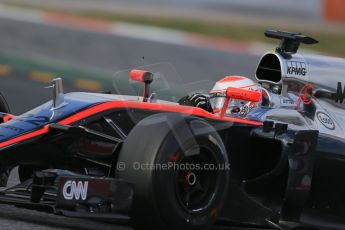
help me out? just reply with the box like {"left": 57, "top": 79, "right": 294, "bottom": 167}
{"left": 153, "top": 131, "right": 228, "bottom": 230}
{"left": 117, "top": 113, "right": 229, "bottom": 230}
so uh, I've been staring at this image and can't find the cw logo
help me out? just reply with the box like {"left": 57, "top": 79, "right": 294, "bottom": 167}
{"left": 62, "top": 180, "right": 88, "bottom": 200}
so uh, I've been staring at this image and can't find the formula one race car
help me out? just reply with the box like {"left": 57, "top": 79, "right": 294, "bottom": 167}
{"left": 0, "top": 30, "right": 344, "bottom": 230}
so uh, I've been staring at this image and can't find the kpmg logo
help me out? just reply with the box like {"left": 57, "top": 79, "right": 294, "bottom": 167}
{"left": 62, "top": 180, "right": 88, "bottom": 200}
{"left": 287, "top": 61, "right": 307, "bottom": 76}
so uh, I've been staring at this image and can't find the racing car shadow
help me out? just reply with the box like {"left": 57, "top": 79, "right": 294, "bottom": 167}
{"left": 0, "top": 203, "right": 130, "bottom": 230}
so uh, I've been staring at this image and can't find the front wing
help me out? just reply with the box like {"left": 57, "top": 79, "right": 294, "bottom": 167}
{"left": 0, "top": 169, "right": 133, "bottom": 222}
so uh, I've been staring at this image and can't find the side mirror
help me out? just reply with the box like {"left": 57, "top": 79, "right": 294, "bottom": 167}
{"left": 129, "top": 69, "right": 154, "bottom": 102}
{"left": 226, "top": 87, "right": 261, "bottom": 102}
{"left": 129, "top": 69, "right": 154, "bottom": 83}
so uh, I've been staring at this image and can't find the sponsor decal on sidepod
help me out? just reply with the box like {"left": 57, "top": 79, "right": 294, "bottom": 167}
{"left": 317, "top": 111, "right": 335, "bottom": 130}
{"left": 62, "top": 180, "right": 88, "bottom": 201}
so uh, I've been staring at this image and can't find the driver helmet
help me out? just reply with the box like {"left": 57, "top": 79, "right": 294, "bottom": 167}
{"left": 209, "top": 76, "right": 261, "bottom": 116}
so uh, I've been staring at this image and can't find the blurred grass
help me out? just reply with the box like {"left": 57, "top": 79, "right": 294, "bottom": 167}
{"left": 4, "top": 3, "right": 345, "bottom": 57}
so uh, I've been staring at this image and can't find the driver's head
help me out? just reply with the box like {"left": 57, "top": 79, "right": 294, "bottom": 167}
{"left": 209, "top": 76, "right": 261, "bottom": 116}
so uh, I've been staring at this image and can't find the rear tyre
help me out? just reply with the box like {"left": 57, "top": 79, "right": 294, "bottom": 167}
{"left": 116, "top": 113, "right": 229, "bottom": 230}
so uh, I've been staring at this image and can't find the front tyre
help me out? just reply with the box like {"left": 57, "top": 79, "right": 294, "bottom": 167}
{"left": 116, "top": 113, "right": 229, "bottom": 230}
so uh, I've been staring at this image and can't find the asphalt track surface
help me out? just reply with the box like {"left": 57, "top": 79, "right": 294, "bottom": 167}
{"left": 0, "top": 17, "right": 263, "bottom": 229}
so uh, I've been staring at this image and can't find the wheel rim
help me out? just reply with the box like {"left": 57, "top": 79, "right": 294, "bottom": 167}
{"left": 175, "top": 145, "right": 220, "bottom": 213}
